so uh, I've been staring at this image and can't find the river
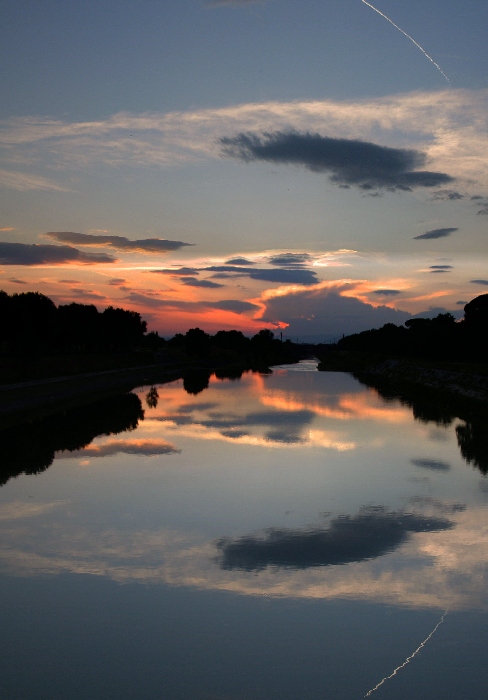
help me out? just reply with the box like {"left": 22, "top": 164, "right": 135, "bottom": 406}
{"left": 1, "top": 360, "right": 487, "bottom": 699}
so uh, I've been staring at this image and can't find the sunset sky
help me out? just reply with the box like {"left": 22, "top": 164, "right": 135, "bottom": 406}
{"left": 1, "top": 0, "right": 488, "bottom": 340}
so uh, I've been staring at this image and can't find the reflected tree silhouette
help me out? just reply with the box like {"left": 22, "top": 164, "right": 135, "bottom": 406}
{"left": 146, "top": 386, "right": 159, "bottom": 408}
{"left": 183, "top": 370, "right": 211, "bottom": 395}
{"left": 355, "top": 374, "right": 488, "bottom": 474}
{"left": 456, "top": 421, "right": 488, "bottom": 474}
{"left": 0, "top": 392, "right": 145, "bottom": 486}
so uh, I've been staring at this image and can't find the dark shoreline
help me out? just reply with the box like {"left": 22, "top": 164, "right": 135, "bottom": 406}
{"left": 0, "top": 362, "right": 190, "bottom": 428}
{"left": 317, "top": 351, "right": 488, "bottom": 403}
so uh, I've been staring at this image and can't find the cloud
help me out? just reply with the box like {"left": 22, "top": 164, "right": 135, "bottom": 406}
{"left": 181, "top": 277, "right": 224, "bottom": 288}
{"left": 125, "top": 292, "right": 259, "bottom": 315}
{"left": 477, "top": 206, "right": 488, "bottom": 215}
{"left": 205, "top": 264, "right": 318, "bottom": 284}
{"left": 224, "top": 257, "right": 255, "bottom": 265}
{"left": 267, "top": 252, "right": 313, "bottom": 267}
{"left": 456, "top": 300, "right": 468, "bottom": 305}
{"left": 8, "top": 278, "right": 27, "bottom": 284}
{"left": 411, "top": 458, "right": 451, "bottom": 472}
{"left": 210, "top": 299, "right": 259, "bottom": 313}
{"left": 58, "top": 439, "right": 180, "bottom": 458}
{"left": 471, "top": 279, "right": 488, "bottom": 286}
{"left": 220, "top": 130, "right": 454, "bottom": 192}
{"left": 413, "top": 227, "right": 458, "bottom": 240}
{"left": 45, "top": 231, "right": 193, "bottom": 254}
{"left": 0, "top": 169, "right": 70, "bottom": 192}
{"left": 0, "top": 242, "right": 116, "bottom": 265}
{"left": 429, "top": 265, "right": 453, "bottom": 270}
{"left": 431, "top": 190, "right": 465, "bottom": 201}
{"left": 3, "top": 90, "right": 488, "bottom": 190}
{"left": 216, "top": 506, "right": 453, "bottom": 571}
{"left": 372, "top": 289, "right": 402, "bottom": 296}
{"left": 0, "top": 227, "right": 15, "bottom": 232}
{"left": 149, "top": 267, "right": 200, "bottom": 276}
{"left": 68, "top": 288, "right": 107, "bottom": 300}
{"left": 260, "top": 282, "right": 412, "bottom": 341}
{"left": 107, "top": 278, "right": 126, "bottom": 285}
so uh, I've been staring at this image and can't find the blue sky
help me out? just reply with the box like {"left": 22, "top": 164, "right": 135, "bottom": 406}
{"left": 1, "top": 0, "right": 488, "bottom": 339}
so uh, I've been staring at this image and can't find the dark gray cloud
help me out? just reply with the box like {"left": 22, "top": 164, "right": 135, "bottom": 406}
{"left": 205, "top": 265, "right": 317, "bottom": 284}
{"left": 413, "top": 227, "right": 458, "bottom": 240}
{"left": 149, "top": 267, "right": 200, "bottom": 276}
{"left": 456, "top": 300, "right": 468, "bottom": 305}
{"left": 210, "top": 299, "right": 259, "bottom": 313}
{"left": 220, "top": 131, "right": 454, "bottom": 192}
{"left": 471, "top": 279, "right": 488, "bottom": 286}
{"left": 431, "top": 190, "right": 464, "bottom": 201}
{"left": 0, "top": 242, "right": 116, "bottom": 265}
{"left": 372, "top": 289, "right": 402, "bottom": 296}
{"left": 261, "top": 285, "right": 412, "bottom": 343}
{"left": 224, "top": 257, "right": 255, "bottom": 265}
{"left": 267, "top": 252, "right": 313, "bottom": 267}
{"left": 408, "top": 496, "right": 465, "bottom": 514}
{"left": 181, "top": 277, "right": 224, "bottom": 289}
{"left": 57, "top": 279, "right": 81, "bottom": 284}
{"left": 58, "top": 439, "right": 180, "bottom": 458}
{"left": 8, "top": 278, "right": 27, "bottom": 284}
{"left": 411, "top": 458, "right": 451, "bottom": 471}
{"left": 198, "top": 408, "right": 314, "bottom": 445}
{"left": 46, "top": 231, "right": 193, "bottom": 254}
{"left": 471, "top": 195, "right": 484, "bottom": 200}
{"left": 69, "top": 288, "right": 107, "bottom": 300}
{"left": 216, "top": 506, "right": 453, "bottom": 571}
{"left": 108, "top": 278, "right": 126, "bottom": 286}
{"left": 429, "top": 265, "right": 453, "bottom": 270}
{"left": 477, "top": 206, "right": 488, "bottom": 215}
{"left": 125, "top": 292, "right": 259, "bottom": 315}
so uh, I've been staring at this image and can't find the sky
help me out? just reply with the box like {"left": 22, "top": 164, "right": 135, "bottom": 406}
{"left": 1, "top": 0, "right": 488, "bottom": 340}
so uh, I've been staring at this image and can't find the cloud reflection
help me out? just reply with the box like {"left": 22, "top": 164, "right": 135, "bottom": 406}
{"left": 216, "top": 507, "right": 453, "bottom": 571}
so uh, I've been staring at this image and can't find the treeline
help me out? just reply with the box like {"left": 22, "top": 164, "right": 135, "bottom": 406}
{"left": 334, "top": 294, "right": 488, "bottom": 364}
{"left": 0, "top": 290, "right": 147, "bottom": 353}
{"left": 0, "top": 291, "right": 300, "bottom": 368}
{"left": 166, "top": 327, "right": 300, "bottom": 367}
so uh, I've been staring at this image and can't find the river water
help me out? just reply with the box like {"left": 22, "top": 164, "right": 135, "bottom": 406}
{"left": 1, "top": 361, "right": 488, "bottom": 699}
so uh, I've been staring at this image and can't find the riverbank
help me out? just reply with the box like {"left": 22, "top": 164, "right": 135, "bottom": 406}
{"left": 0, "top": 362, "right": 191, "bottom": 428}
{"left": 317, "top": 351, "right": 488, "bottom": 403}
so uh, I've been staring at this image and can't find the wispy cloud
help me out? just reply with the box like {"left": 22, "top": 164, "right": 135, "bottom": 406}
{"left": 205, "top": 264, "right": 318, "bottom": 284}
{"left": 181, "top": 277, "right": 224, "bottom": 288}
{"left": 414, "top": 227, "right": 458, "bottom": 240}
{"left": 0, "top": 169, "right": 70, "bottom": 192}
{"left": 220, "top": 131, "right": 454, "bottom": 192}
{"left": 1, "top": 89, "right": 487, "bottom": 188}
{"left": 0, "top": 242, "right": 116, "bottom": 265}
{"left": 45, "top": 231, "right": 193, "bottom": 254}
{"left": 125, "top": 292, "right": 259, "bottom": 315}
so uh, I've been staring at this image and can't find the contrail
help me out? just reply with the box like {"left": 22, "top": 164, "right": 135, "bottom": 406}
{"left": 364, "top": 609, "right": 449, "bottom": 697}
{"left": 360, "top": 0, "right": 450, "bottom": 84}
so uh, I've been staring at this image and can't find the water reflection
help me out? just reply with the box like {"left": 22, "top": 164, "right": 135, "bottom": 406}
{"left": 356, "top": 373, "right": 488, "bottom": 475}
{"left": 1, "top": 365, "right": 488, "bottom": 615}
{"left": 0, "top": 392, "right": 144, "bottom": 486}
{"left": 1, "top": 364, "right": 488, "bottom": 699}
{"left": 216, "top": 506, "right": 453, "bottom": 571}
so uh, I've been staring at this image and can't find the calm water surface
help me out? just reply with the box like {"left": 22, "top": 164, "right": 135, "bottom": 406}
{"left": 1, "top": 361, "right": 488, "bottom": 699}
